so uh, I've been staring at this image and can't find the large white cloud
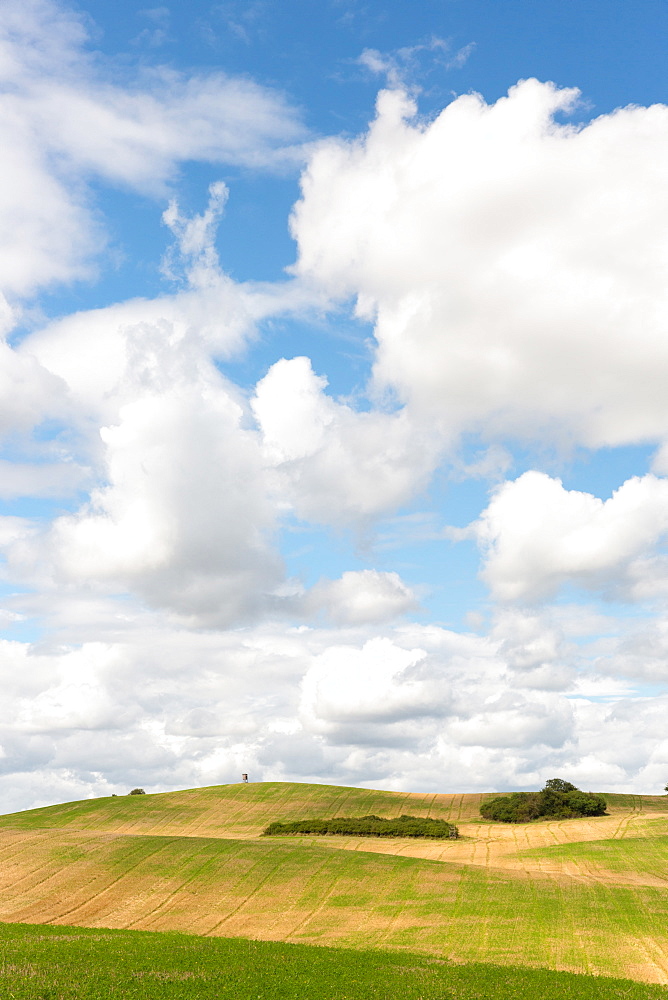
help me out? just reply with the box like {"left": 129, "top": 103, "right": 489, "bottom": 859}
{"left": 7, "top": 362, "right": 283, "bottom": 626}
{"left": 0, "top": 183, "right": 288, "bottom": 626}
{"left": 471, "top": 471, "right": 668, "bottom": 602}
{"left": 291, "top": 79, "right": 668, "bottom": 450}
{"left": 3, "top": 177, "right": 423, "bottom": 627}
{"left": 300, "top": 636, "right": 433, "bottom": 731}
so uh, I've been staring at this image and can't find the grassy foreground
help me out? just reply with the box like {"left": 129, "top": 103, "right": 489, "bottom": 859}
{"left": 1, "top": 921, "right": 666, "bottom": 1000}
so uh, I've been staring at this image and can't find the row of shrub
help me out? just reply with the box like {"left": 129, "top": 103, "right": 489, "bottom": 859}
{"left": 480, "top": 779, "right": 607, "bottom": 823}
{"left": 263, "top": 814, "right": 459, "bottom": 839}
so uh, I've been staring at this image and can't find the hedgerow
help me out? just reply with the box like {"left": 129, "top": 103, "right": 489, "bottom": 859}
{"left": 263, "top": 813, "right": 459, "bottom": 839}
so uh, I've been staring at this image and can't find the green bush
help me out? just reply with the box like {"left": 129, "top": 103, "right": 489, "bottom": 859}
{"left": 128, "top": 788, "right": 146, "bottom": 795}
{"left": 480, "top": 780, "right": 607, "bottom": 823}
{"left": 263, "top": 814, "right": 459, "bottom": 839}
{"left": 479, "top": 792, "right": 543, "bottom": 823}
{"left": 563, "top": 790, "right": 608, "bottom": 816}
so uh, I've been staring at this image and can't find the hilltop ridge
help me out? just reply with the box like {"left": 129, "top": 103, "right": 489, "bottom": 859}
{"left": 0, "top": 781, "right": 491, "bottom": 838}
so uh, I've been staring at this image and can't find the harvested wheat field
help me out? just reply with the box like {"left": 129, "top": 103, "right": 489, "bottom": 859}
{"left": 1, "top": 782, "right": 668, "bottom": 984}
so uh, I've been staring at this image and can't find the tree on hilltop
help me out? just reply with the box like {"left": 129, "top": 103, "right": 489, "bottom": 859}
{"left": 543, "top": 778, "right": 578, "bottom": 793}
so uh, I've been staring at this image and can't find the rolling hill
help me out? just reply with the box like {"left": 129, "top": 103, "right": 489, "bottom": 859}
{"left": 0, "top": 781, "right": 667, "bottom": 984}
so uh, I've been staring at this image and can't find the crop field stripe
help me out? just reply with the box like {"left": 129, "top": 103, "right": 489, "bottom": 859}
{"left": 44, "top": 837, "right": 180, "bottom": 924}
{"left": 207, "top": 851, "right": 304, "bottom": 934}
{"left": 424, "top": 793, "right": 438, "bottom": 818}
{"left": 266, "top": 850, "right": 345, "bottom": 938}
{"left": 640, "top": 935, "right": 668, "bottom": 979}
{"left": 516, "top": 833, "right": 668, "bottom": 884}
{"left": 614, "top": 813, "right": 633, "bottom": 840}
{"left": 0, "top": 835, "right": 100, "bottom": 900}
{"left": 282, "top": 856, "right": 361, "bottom": 941}
{"left": 123, "top": 837, "right": 235, "bottom": 931}
{"left": 0, "top": 830, "right": 55, "bottom": 858}
{"left": 607, "top": 883, "right": 668, "bottom": 979}
{"left": 0, "top": 832, "right": 64, "bottom": 885}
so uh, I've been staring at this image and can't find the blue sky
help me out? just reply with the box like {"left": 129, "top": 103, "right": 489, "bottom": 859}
{"left": 1, "top": 0, "right": 668, "bottom": 810}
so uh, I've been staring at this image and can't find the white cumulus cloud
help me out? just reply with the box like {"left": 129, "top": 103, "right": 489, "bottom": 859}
{"left": 472, "top": 471, "right": 668, "bottom": 602}
{"left": 29, "top": 373, "right": 280, "bottom": 626}
{"left": 291, "top": 79, "right": 668, "bottom": 451}
{"left": 300, "top": 636, "right": 433, "bottom": 729}
{"left": 252, "top": 356, "right": 441, "bottom": 524}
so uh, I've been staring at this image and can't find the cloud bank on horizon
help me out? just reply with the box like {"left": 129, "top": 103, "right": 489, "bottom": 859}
{"left": 1, "top": 0, "right": 668, "bottom": 811}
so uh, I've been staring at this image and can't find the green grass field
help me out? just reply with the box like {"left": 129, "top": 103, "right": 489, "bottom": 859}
{"left": 1, "top": 921, "right": 666, "bottom": 1000}
{"left": 1, "top": 782, "right": 668, "bottom": 991}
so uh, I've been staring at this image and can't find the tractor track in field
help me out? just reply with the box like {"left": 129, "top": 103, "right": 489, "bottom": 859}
{"left": 289, "top": 809, "right": 668, "bottom": 890}
{"left": 281, "top": 862, "right": 358, "bottom": 943}
{"left": 122, "top": 838, "right": 235, "bottom": 931}
{"left": 3, "top": 805, "right": 668, "bottom": 892}
{"left": 206, "top": 854, "right": 296, "bottom": 935}
{"left": 37, "top": 838, "right": 177, "bottom": 926}
{"left": 259, "top": 850, "right": 346, "bottom": 940}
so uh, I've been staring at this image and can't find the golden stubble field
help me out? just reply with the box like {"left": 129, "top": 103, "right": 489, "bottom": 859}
{"left": 1, "top": 782, "right": 667, "bottom": 984}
